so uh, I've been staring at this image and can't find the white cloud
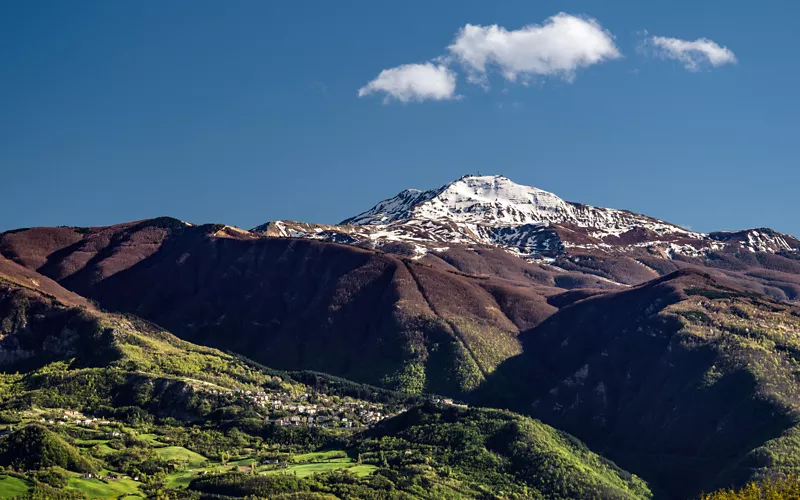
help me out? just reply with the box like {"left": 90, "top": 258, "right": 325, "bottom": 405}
{"left": 447, "top": 13, "right": 621, "bottom": 85}
{"left": 646, "top": 36, "right": 736, "bottom": 71}
{"left": 358, "top": 63, "right": 458, "bottom": 103}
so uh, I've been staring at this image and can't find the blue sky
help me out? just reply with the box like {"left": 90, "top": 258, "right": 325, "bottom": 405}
{"left": 1, "top": 1, "right": 798, "bottom": 236}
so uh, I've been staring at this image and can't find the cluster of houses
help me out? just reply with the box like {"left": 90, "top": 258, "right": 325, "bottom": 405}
{"left": 79, "top": 472, "right": 136, "bottom": 481}
{"left": 33, "top": 392, "right": 458, "bottom": 439}
{"left": 221, "top": 389, "right": 396, "bottom": 429}
{"left": 39, "top": 409, "right": 114, "bottom": 427}
{"left": 431, "top": 397, "right": 468, "bottom": 408}
{"left": 32, "top": 385, "right": 402, "bottom": 437}
{"left": 267, "top": 414, "right": 355, "bottom": 428}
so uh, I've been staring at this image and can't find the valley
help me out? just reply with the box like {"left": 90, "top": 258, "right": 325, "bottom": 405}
{"left": 1, "top": 175, "right": 799, "bottom": 499}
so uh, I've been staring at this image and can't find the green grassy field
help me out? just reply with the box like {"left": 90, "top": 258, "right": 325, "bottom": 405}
{"left": 291, "top": 450, "right": 349, "bottom": 462}
{"left": 165, "top": 469, "right": 198, "bottom": 489}
{"left": 0, "top": 440, "right": 372, "bottom": 496}
{"left": 67, "top": 476, "right": 143, "bottom": 498}
{"left": 158, "top": 448, "right": 377, "bottom": 487}
{"left": 277, "top": 461, "right": 377, "bottom": 478}
{"left": 73, "top": 437, "right": 116, "bottom": 456}
{"left": 94, "top": 442, "right": 117, "bottom": 455}
{"left": 72, "top": 438, "right": 109, "bottom": 446}
{"left": 0, "top": 422, "right": 375, "bottom": 497}
{"left": 264, "top": 449, "right": 377, "bottom": 478}
{"left": 228, "top": 457, "right": 258, "bottom": 466}
{"left": 137, "top": 433, "right": 168, "bottom": 446}
{"left": 0, "top": 476, "right": 31, "bottom": 499}
{"left": 153, "top": 446, "right": 208, "bottom": 468}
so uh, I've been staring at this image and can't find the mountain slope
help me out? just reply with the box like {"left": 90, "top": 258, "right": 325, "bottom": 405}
{"left": 185, "top": 401, "right": 652, "bottom": 500}
{"left": 254, "top": 175, "right": 800, "bottom": 300}
{"left": 1, "top": 220, "right": 578, "bottom": 397}
{"left": 0, "top": 259, "right": 651, "bottom": 500}
{"left": 357, "top": 403, "right": 652, "bottom": 500}
{"left": 3, "top": 178, "right": 800, "bottom": 497}
{"left": 475, "top": 268, "right": 800, "bottom": 498}
{"left": 0, "top": 255, "right": 91, "bottom": 310}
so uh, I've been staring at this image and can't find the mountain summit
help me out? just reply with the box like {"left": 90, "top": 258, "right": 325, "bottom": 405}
{"left": 342, "top": 174, "right": 688, "bottom": 235}
{"left": 342, "top": 175, "right": 573, "bottom": 226}
{"left": 254, "top": 174, "right": 799, "bottom": 265}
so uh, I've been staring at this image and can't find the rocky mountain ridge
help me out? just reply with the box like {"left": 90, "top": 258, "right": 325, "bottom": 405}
{"left": 253, "top": 175, "right": 799, "bottom": 263}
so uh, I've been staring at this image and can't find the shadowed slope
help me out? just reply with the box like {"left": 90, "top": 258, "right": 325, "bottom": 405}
{"left": 0, "top": 256, "right": 653, "bottom": 500}
{"left": 477, "top": 269, "right": 800, "bottom": 498}
{"left": 0, "top": 220, "right": 557, "bottom": 396}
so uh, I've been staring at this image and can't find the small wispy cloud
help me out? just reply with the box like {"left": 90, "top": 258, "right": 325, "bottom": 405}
{"left": 643, "top": 35, "right": 737, "bottom": 71}
{"left": 448, "top": 13, "right": 622, "bottom": 85}
{"left": 358, "top": 62, "right": 458, "bottom": 103}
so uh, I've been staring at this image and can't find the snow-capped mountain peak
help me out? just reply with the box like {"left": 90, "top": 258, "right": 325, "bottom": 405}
{"left": 341, "top": 174, "right": 687, "bottom": 234}
{"left": 342, "top": 175, "right": 572, "bottom": 226}
{"left": 412, "top": 174, "right": 571, "bottom": 225}
{"left": 253, "top": 174, "right": 799, "bottom": 263}
{"left": 341, "top": 187, "right": 431, "bottom": 225}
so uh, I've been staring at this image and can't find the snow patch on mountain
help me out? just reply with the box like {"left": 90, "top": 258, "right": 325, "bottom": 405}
{"left": 253, "top": 175, "right": 799, "bottom": 261}
{"left": 344, "top": 175, "right": 694, "bottom": 237}
{"left": 341, "top": 188, "right": 433, "bottom": 225}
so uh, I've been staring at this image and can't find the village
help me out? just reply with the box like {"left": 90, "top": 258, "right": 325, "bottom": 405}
{"left": 11, "top": 402, "right": 396, "bottom": 486}
{"left": 37, "top": 409, "right": 116, "bottom": 430}
{"left": 230, "top": 389, "right": 392, "bottom": 428}
{"left": 31, "top": 389, "right": 464, "bottom": 437}
{"left": 4, "top": 380, "right": 472, "bottom": 489}
{"left": 0, "top": 374, "right": 478, "bottom": 497}
{"left": 29, "top": 389, "right": 398, "bottom": 440}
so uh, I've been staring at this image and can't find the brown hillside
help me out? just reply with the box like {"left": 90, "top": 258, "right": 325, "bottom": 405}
{"left": 0, "top": 259, "right": 101, "bottom": 368}
{"left": 0, "top": 219, "right": 559, "bottom": 395}
{"left": 0, "top": 255, "right": 91, "bottom": 309}
{"left": 477, "top": 268, "right": 800, "bottom": 498}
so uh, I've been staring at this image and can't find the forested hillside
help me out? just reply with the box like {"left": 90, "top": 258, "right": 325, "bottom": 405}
{"left": 476, "top": 269, "right": 800, "bottom": 498}
{"left": 0, "top": 260, "right": 650, "bottom": 499}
